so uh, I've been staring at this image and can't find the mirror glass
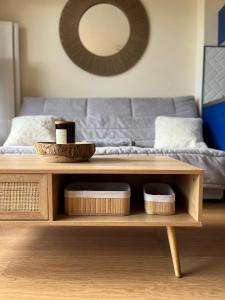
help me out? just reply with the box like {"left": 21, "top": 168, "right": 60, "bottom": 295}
{"left": 78, "top": 4, "right": 130, "bottom": 57}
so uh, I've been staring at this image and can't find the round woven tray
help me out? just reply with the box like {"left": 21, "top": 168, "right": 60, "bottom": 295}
{"left": 35, "top": 142, "right": 96, "bottom": 163}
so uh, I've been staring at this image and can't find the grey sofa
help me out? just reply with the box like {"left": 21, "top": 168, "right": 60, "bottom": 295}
{"left": 1, "top": 96, "right": 225, "bottom": 199}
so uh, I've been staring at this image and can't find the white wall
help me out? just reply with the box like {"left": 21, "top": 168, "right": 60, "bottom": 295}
{"left": 0, "top": 0, "right": 198, "bottom": 99}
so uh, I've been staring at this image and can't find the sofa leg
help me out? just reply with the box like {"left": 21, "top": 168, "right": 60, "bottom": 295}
{"left": 167, "top": 226, "right": 182, "bottom": 278}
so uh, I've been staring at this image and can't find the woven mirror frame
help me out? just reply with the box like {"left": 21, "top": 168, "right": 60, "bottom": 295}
{"left": 59, "top": 0, "right": 150, "bottom": 76}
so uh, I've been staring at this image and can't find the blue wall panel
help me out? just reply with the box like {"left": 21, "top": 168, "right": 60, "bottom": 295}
{"left": 219, "top": 5, "right": 225, "bottom": 45}
{"left": 203, "top": 100, "right": 225, "bottom": 150}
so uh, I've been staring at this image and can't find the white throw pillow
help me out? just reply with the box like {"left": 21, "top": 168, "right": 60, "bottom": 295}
{"left": 4, "top": 115, "right": 59, "bottom": 146}
{"left": 154, "top": 116, "right": 208, "bottom": 149}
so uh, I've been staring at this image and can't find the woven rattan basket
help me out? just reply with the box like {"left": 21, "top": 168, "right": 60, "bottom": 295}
{"left": 144, "top": 183, "right": 175, "bottom": 215}
{"left": 64, "top": 182, "right": 131, "bottom": 216}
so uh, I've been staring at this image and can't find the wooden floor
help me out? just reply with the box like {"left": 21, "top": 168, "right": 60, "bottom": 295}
{"left": 0, "top": 202, "right": 225, "bottom": 300}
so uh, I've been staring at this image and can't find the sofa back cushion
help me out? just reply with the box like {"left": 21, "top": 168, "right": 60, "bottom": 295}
{"left": 19, "top": 96, "right": 198, "bottom": 147}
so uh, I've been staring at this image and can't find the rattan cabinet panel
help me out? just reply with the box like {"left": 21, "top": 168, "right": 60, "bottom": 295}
{"left": 0, "top": 174, "right": 48, "bottom": 220}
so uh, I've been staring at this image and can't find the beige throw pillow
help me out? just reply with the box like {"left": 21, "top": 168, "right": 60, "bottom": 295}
{"left": 154, "top": 116, "right": 208, "bottom": 149}
{"left": 4, "top": 115, "right": 59, "bottom": 146}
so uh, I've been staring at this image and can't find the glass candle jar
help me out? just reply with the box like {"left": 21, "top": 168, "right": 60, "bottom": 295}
{"left": 55, "top": 121, "right": 75, "bottom": 144}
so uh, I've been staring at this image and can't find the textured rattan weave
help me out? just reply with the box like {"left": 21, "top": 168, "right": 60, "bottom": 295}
{"left": 0, "top": 182, "right": 40, "bottom": 212}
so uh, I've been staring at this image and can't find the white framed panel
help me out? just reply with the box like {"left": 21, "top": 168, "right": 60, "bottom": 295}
{"left": 0, "top": 22, "right": 20, "bottom": 145}
{"left": 202, "top": 46, "right": 225, "bottom": 104}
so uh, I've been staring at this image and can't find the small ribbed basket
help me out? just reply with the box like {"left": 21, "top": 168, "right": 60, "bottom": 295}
{"left": 144, "top": 183, "right": 175, "bottom": 215}
{"left": 64, "top": 182, "right": 131, "bottom": 216}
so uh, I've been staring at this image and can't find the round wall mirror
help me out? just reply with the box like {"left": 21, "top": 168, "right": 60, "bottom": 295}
{"left": 78, "top": 4, "right": 130, "bottom": 57}
{"left": 60, "top": 0, "right": 150, "bottom": 76}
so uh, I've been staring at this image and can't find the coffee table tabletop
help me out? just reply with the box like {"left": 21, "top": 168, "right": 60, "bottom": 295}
{"left": 0, "top": 155, "right": 203, "bottom": 174}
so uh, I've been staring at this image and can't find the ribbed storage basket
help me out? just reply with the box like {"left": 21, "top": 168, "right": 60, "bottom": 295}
{"left": 64, "top": 182, "right": 131, "bottom": 216}
{"left": 144, "top": 183, "right": 175, "bottom": 215}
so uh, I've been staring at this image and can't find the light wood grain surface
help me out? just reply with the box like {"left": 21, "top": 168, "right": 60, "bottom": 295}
{"left": 0, "top": 155, "right": 204, "bottom": 280}
{"left": 0, "top": 155, "right": 203, "bottom": 174}
{"left": 0, "top": 210, "right": 202, "bottom": 227}
{"left": 167, "top": 226, "right": 181, "bottom": 278}
{"left": 0, "top": 155, "right": 203, "bottom": 227}
{"left": 0, "top": 210, "right": 201, "bottom": 227}
{"left": 0, "top": 202, "right": 224, "bottom": 300}
{"left": 55, "top": 210, "right": 201, "bottom": 227}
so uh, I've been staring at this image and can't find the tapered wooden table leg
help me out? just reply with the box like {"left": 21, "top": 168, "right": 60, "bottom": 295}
{"left": 167, "top": 226, "right": 182, "bottom": 278}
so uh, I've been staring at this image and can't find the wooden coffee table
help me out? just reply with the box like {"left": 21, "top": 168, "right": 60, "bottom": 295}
{"left": 0, "top": 155, "right": 203, "bottom": 277}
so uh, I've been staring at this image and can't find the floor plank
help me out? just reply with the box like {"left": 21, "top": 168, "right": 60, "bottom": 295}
{"left": 0, "top": 202, "right": 225, "bottom": 300}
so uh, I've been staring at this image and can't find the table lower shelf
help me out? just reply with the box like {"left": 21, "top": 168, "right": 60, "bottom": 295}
{"left": 55, "top": 210, "right": 201, "bottom": 227}
{"left": 0, "top": 210, "right": 201, "bottom": 227}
